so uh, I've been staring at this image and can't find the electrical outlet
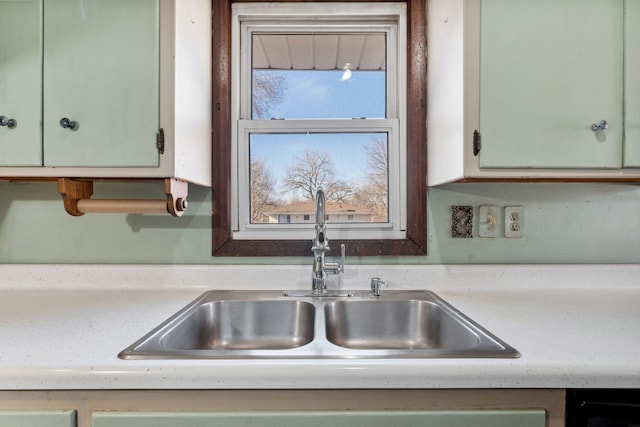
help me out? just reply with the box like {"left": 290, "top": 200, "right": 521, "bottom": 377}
{"left": 504, "top": 206, "right": 524, "bottom": 238}
{"left": 478, "top": 205, "right": 499, "bottom": 238}
{"left": 451, "top": 206, "right": 473, "bottom": 238}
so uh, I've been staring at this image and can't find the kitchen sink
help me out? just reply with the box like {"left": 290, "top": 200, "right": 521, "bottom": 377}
{"left": 119, "top": 290, "right": 519, "bottom": 359}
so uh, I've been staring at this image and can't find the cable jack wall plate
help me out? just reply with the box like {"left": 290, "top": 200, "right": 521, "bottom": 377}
{"left": 451, "top": 206, "right": 473, "bottom": 238}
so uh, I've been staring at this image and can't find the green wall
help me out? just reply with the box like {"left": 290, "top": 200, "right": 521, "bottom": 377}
{"left": 1, "top": 181, "right": 638, "bottom": 264}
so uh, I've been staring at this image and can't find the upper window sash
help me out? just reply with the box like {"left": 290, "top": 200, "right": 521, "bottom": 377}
{"left": 232, "top": 3, "right": 407, "bottom": 122}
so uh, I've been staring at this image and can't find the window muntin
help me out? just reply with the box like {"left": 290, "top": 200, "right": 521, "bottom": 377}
{"left": 231, "top": 3, "right": 407, "bottom": 241}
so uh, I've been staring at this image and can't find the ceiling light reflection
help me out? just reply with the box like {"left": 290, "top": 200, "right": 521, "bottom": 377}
{"left": 341, "top": 63, "right": 352, "bottom": 81}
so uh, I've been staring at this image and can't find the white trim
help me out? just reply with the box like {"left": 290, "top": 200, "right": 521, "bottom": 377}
{"left": 231, "top": 3, "right": 407, "bottom": 241}
{"left": 232, "top": 2, "right": 407, "bottom": 19}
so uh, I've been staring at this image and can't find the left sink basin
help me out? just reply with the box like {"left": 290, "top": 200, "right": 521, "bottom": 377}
{"left": 119, "top": 291, "right": 315, "bottom": 359}
{"left": 162, "top": 300, "right": 315, "bottom": 350}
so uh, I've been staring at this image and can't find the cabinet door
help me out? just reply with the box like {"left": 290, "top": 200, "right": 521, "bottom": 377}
{"left": 0, "top": 410, "right": 76, "bottom": 426}
{"left": 93, "top": 410, "right": 545, "bottom": 427}
{"left": 42, "top": 0, "right": 160, "bottom": 167}
{"left": 479, "top": 0, "right": 623, "bottom": 168}
{"left": 0, "top": 0, "right": 42, "bottom": 166}
{"left": 625, "top": 0, "right": 640, "bottom": 166}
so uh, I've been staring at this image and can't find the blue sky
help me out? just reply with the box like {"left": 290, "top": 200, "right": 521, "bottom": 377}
{"left": 250, "top": 69, "right": 386, "bottom": 198}
{"left": 255, "top": 69, "right": 385, "bottom": 119}
{"left": 250, "top": 132, "right": 386, "bottom": 185}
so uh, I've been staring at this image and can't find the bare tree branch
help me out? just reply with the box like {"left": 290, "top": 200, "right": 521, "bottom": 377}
{"left": 250, "top": 159, "right": 280, "bottom": 223}
{"left": 252, "top": 71, "right": 284, "bottom": 118}
{"left": 354, "top": 138, "right": 388, "bottom": 218}
{"left": 283, "top": 149, "right": 355, "bottom": 203}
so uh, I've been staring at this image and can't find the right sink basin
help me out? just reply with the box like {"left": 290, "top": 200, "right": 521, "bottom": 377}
{"left": 319, "top": 291, "right": 519, "bottom": 358}
{"left": 324, "top": 299, "right": 483, "bottom": 351}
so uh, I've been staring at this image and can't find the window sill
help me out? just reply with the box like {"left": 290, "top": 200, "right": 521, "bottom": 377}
{"left": 212, "top": 238, "right": 427, "bottom": 257}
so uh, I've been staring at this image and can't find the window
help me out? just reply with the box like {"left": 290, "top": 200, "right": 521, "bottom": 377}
{"left": 279, "top": 214, "right": 291, "bottom": 224}
{"left": 212, "top": 0, "right": 427, "bottom": 256}
{"left": 233, "top": 3, "right": 405, "bottom": 241}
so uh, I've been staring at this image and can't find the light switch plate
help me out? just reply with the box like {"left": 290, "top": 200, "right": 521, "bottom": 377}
{"left": 504, "top": 206, "right": 524, "bottom": 238}
{"left": 478, "top": 205, "right": 499, "bottom": 238}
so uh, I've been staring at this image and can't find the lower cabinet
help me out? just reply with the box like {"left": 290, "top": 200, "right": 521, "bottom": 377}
{"left": 92, "top": 410, "right": 545, "bottom": 427}
{"left": 0, "top": 410, "right": 76, "bottom": 426}
{"left": 0, "top": 390, "right": 563, "bottom": 427}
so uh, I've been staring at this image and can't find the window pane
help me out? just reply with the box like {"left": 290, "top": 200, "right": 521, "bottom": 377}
{"left": 252, "top": 33, "right": 386, "bottom": 119}
{"left": 249, "top": 133, "right": 389, "bottom": 224}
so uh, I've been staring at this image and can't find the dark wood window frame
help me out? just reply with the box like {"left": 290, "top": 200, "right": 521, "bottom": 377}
{"left": 212, "top": 0, "right": 427, "bottom": 257}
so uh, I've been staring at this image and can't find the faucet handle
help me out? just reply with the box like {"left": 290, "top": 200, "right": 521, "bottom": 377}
{"left": 323, "top": 243, "right": 346, "bottom": 275}
{"left": 338, "top": 243, "right": 346, "bottom": 273}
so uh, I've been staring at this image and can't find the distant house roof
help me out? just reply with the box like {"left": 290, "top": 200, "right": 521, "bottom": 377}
{"left": 264, "top": 201, "right": 373, "bottom": 215}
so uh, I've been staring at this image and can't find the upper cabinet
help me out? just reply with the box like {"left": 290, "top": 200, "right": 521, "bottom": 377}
{"left": 480, "top": 0, "right": 623, "bottom": 169}
{"left": 0, "top": 0, "right": 42, "bottom": 166}
{"left": 0, "top": 0, "right": 211, "bottom": 186}
{"left": 626, "top": 0, "right": 640, "bottom": 167}
{"left": 43, "top": 0, "right": 160, "bottom": 168}
{"left": 427, "top": 0, "right": 639, "bottom": 185}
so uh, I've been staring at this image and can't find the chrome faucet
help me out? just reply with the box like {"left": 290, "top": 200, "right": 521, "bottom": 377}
{"left": 311, "top": 187, "right": 345, "bottom": 295}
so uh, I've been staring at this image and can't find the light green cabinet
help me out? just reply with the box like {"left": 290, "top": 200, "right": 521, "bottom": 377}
{"left": 0, "top": 410, "right": 76, "bottom": 426}
{"left": 625, "top": 0, "right": 640, "bottom": 166}
{"left": 0, "top": 0, "right": 159, "bottom": 168}
{"left": 42, "top": 0, "right": 160, "bottom": 167}
{"left": 427, "top": 0, "right": 640, "bottom": 185}
{"left": 0, "top": 0, "right": 212, "bottom": 185}
{"left": 0, "top": 390, "right": 564, "bottom": 427}
{"left": 0, "top": 0, "right": 42, "bottom": 166}
{"left": 92, "top": 410, "right": 546, "bottom": 427}
{"left": 479, "top": 0, "right": 623, "bottom": 169}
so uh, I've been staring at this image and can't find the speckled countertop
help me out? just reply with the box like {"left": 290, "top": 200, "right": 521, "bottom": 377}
{"left": 0, "top": 264, "right": 638, "bottom": 390}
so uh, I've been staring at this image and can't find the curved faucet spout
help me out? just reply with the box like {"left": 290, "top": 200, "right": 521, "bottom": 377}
{"left": 312, "top": 187, "right": 328, "bottom": 251}
{"left": 311, "top": 187, "right": 345, "bottom": 295}
{"left": 315, "top": 187, "right": 325, "bottom": 227}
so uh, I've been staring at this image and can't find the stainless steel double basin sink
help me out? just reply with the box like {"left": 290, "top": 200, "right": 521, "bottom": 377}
{"left": 119, "top": 290, "right": 519, "bottom": 359}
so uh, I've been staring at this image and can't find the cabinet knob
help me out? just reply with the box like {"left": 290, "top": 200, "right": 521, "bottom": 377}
{"left": 591, "top": 119, "right": 608, "bottom": 132}
{"left": 60, "top": 117, "right": 79, "bottom": 131}
{"left": 0, "top": 115, "right": 17, "bottom": 129}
